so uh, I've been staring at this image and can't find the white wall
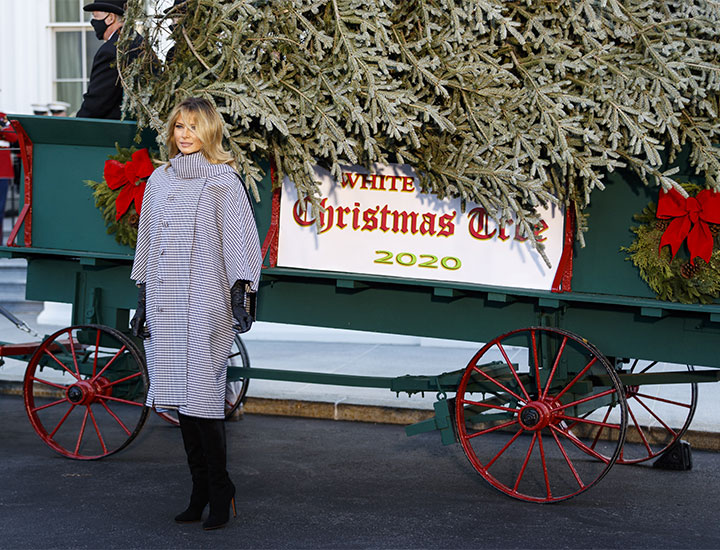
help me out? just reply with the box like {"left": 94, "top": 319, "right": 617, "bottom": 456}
{"left": 0, "top": 0, "right": 53, "bottom": 115}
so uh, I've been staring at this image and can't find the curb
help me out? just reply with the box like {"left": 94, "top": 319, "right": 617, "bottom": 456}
{"left": 242, "top": 396, "right": 435, "bottom": 425}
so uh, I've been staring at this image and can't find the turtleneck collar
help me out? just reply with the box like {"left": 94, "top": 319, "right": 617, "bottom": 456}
{"left": 169, "top": 152, "right": 234, "bottom": 180}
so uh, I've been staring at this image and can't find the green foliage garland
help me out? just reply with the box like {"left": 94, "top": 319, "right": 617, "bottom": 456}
{"left": 624, "top": 186, "right": 720, "bottom": 304}
{"left": 86, "top": 145, "right": 156, "bottom": 248}
{"left": 118, "top": 1, "right": 720, "bottom": 264}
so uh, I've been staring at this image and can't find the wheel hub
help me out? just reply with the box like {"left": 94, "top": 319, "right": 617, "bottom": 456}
{"left": 66, "top": 381, "right": 96, "bottom": 406}
{"left": 624, "top": 385, "right": 639, "bottom": 398}
{"left": 518, "top": 401, "right": 554, "bottom": 431}
{"left": 520, "top": 407, "right": 540, "bottom": 426}
{"left": 67, "top": 386, "right": 84, "bottom": 403}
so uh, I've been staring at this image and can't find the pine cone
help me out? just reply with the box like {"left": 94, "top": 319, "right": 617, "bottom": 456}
{"left": 655, "top": 219, "right": 670, "bottom": 231}
{"left": 680, "top": 261, "right": 700, "bottom": 279}
{"left": 128, "top": 213, "right": 140, "bottom": 228}
{"left": 710, "top": 224, "right": 720, "bottom": 237}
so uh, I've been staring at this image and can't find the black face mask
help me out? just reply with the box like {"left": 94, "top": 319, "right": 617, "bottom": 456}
{"left": 90, "top": 15, "right": 110, "bottom": 40}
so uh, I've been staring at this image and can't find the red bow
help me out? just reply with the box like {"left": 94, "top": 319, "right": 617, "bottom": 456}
{"left": 657, "top": 187, "right": 720, "bottom": 264}
{"left": 104, "top": 148, "right": 154, "bottom": 220}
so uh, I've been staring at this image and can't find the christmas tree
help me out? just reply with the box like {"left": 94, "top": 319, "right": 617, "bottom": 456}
{"left": 119, "top": 0, "right": 720, "bottom": 260}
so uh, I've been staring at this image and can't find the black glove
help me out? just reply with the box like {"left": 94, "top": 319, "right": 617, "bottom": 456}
{"left": 130, "top": 283, "right": 151, "bottom": 339}
{"left": 231, "top": 280, "right": 254, "bottom": 333}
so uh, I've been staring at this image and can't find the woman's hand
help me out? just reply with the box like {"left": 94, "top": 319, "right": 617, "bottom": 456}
{"left": 130, "top": 283, "right": 151, "bottom": 339}
{"left": 231, "top": 280, "right": 253, "bottom": 333}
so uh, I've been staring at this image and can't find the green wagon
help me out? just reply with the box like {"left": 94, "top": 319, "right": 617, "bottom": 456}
{"left": 1, "top": 115, "right": 718, "bottom": 503}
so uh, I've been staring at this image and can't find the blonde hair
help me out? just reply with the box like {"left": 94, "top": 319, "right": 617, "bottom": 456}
{"left": 166, "top": 97, "right": 236, "bottom": 169}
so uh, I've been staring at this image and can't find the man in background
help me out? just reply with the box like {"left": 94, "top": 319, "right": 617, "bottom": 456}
{"left": 77, "top": 1, "right": 141, "bottom": 119}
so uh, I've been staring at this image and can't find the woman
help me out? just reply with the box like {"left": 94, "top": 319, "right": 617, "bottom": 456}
{"left": 130, "top": 97, "right": 261, "bottom": 530}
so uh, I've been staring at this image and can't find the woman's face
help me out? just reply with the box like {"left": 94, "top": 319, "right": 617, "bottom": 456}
{"left": 173, "top": 112, "right": 203, "bottom": 155}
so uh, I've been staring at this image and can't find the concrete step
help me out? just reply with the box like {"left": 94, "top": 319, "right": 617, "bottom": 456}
{"left": 0, "top": 258, "right": 42, "bottom": 318}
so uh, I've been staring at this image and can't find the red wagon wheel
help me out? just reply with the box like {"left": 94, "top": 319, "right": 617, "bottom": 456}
{"left": 23, "top": 325, "right": 149, "bottom": 460}
{"left": 154, "top": 334, "right": 251, "bottom": 425}
{"left": 455, "top": 327, "right": 627, "bottom": 503}
{"left": 582, "top": 360, "right": 697, "bottom": 464}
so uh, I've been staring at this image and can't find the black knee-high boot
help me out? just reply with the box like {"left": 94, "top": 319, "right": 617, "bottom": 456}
{"left": 175, "top": 413, "right": 210, "bottom": 523}
{"left": 196, "top": 417, "right": 236, "bottom": 530}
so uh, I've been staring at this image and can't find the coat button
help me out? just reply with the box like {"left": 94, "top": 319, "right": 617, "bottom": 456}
{"left": 167, "top": 195, "right": 175, "bottom": 201}
{"left": 162, "top": 221, "right": 169, "bottom": 227}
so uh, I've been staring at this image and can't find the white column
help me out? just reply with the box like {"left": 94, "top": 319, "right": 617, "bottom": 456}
{"left": 0, "top": 0, "right": 53, "bottom": 115}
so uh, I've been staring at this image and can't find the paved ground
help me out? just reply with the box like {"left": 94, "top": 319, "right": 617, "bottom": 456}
{"left": 1, "top": 393, "right": 720, "bottom": 550}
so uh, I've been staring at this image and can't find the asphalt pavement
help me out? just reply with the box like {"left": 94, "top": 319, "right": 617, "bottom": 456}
{"left": 1, "top": 392, "right": 720, "bottom": 550}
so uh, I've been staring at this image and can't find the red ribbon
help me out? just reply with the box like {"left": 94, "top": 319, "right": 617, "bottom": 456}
{"left": 104, "top": 148, "right": 154, "bottom": 220}
{"left": 657, "top": 187, "right": 720, "bottom": 264}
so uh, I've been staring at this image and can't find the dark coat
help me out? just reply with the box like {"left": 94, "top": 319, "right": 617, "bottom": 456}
{"left": 76, "top": 32, "right": 142, "bottom": 119}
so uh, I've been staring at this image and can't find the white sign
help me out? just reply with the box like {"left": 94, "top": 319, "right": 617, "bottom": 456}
{"left": 277, "top": 164, "right": 565, "bottom": 291}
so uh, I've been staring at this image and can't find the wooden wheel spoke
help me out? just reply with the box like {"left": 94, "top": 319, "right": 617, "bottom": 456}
{"left": 97, "top": 394, "right": 145, "bottom": 407}
{"left": 633, "top": 392, "right": 692, "bottom": 409}
{"left": 485, "top": 429, "right": 524, "bottom": 470}
{"left": 495, "top": 341, "right": 531, "bottom": 402}
{"left": 541, "top": 336, "right": 567, "bottom": 399}
{"left": 550, "top": 427, "right": 585, "bottom": 489}
{"left": 87, "top": 405, "right": 108, "bottom": 454}
{"left": 67, "top": 329, "right": 81, "bottom": 378}
{"left": 553, "top": 356, "right": 598, "bottom": 401}
{"left": 98, "top": 401, "right": 132, "bottom": 436}
{"left": 29, "top": 376, "right": 68, "bottom": 391}
{"left": 513, "top": 432, "right": 538, "bottom": 492}
{"left": 531, "top": 329, "right": 542, "bottom": 397}
{"left": 590, "top": 407, "right": 613, "bottom": 450}
{"left": 43, "top": 348, "right": 80, "bottom": 380}
{"left": 91, "top": 345, "right": 127, "bottom": 381}
{"left": 92, "top": 328, "right": 101, "bottom": 378}
{"left": 103, "top": 371, "right": 143, "bottom": 388}
{"left": 564, "top": 410, "right": 592, "bottom": 431}
{"left": 74, "top": 407, "right": 90, "bottom": 455}
{"left": 50, "top": 404, "right": 77, "bottom": 438}
{"left": 554, "top": 387, "right": 617, "bottom": 413}
{"left": 32, "top": 398, "right": 69, "bottom": 413}
{"left": 626, "top": 401, "right": 653, "bottom": 454}
{"left": 551, "top": 424, "right": 611, "bottom": 464}
{"left": 537, "top": 432, "right": 552, "bottom": 501}
{"left": 631, "top": 395, "right": 678, "bottom": 436}
{"left": 466, "top": 418, "right": 519, "bottom": 439}
{"left": 471, "top": 365, "right": 525, "bottom": 404}
{"left": 557, "top": 413, "right": 622, "bottom": 431}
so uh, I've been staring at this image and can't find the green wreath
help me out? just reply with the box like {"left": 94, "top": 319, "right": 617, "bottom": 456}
{"left": 624, "top": 184, "right": 720, "bottom": 304}
{"left": 86, "top": 145, "right": 159, "bottom": 248}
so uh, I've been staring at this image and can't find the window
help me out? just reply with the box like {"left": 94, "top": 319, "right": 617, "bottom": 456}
{"left": 50, "top": 0, "right": 101, "bottom": 115}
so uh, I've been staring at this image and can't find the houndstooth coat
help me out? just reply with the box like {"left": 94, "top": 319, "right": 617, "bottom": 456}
{"left": 130, "top": 152, "right": 261, "bottom": 418}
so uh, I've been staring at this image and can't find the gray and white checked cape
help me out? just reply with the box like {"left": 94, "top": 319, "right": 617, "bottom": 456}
{"left": 130, "top": 152, "right": 261, "bottom": 418}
